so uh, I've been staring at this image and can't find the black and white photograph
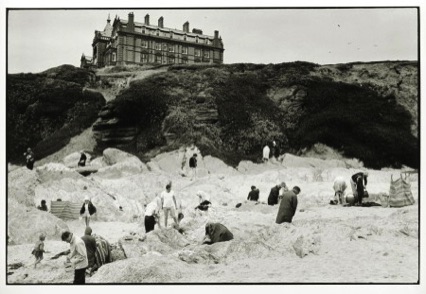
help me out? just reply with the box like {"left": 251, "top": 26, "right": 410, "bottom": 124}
{"left": 2, "top": 0, "right": 423, "bottom": 290}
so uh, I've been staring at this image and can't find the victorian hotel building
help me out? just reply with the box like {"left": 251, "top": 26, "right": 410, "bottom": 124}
{"left": 81, "top": 13, "right": 224, "bottom": 68}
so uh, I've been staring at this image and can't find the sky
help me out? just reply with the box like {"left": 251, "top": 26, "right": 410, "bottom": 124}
{"left": 6, "top": 7, "right": 418, "bottom": 73}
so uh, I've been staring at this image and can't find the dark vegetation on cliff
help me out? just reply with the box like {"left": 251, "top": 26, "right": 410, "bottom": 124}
{"left": 108, "top": 61, "right": 418, "bottom": 169}
{"left": 7, "top": 65, "right": 105, "bottom": 163}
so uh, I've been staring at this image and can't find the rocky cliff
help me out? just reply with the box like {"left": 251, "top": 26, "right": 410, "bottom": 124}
{"left": 98, "top": 61, "right": 418, "bottom": 169}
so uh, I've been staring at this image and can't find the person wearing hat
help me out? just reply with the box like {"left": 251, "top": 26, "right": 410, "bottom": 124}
{"left": 276, "top": 186, "right": 301, "bottom": 224}
{"left": 80, "top": 196, "right": 97, "bottom": 227}
{"left": 268, "top": 182, "right": 287, "bottom": 206}
{"left": 351, "top": 171, "right": 369, "bottom": 206}
{"left": 247, "top": 186, "right": 260, "bottom": 201}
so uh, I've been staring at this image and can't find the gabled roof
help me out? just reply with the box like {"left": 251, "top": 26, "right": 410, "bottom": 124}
{"left": 101, "top": 21, "right": 113, "bottom": 37}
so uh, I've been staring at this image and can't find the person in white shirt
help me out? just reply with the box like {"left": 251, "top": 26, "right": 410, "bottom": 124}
{"left": 263, "top": 144, "right": 270, "bottom": 162}
{"left": 160, "top": 183, "right": 178, "bottom": 228}
{"left": 61, "top": 230, "right": 88, "bottom": 284}
{"left": 144, "top": 197, "right": 162, "bottom": 233}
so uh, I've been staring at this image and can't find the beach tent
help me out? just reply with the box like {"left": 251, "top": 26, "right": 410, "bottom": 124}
{"left": 50, "top": 201, "right": 82, "bottom": 219}
{"left": 388, "top": 175, "right": 415, "bottom": 208}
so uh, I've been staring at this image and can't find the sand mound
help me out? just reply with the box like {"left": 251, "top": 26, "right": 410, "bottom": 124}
{"left": 8, "top": 199, "right": 69, "bottom": 245}
{"left": 89, "top": 255, "right": 190, "bottom": 283}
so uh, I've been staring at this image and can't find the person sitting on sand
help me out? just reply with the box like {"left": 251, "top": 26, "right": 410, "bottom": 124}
{"left": 268, "top": 182, "right": 287, "bottom": 206}
{"left": 37, "top": 199, "right": 48, "bottom": 212}
{"left": 32, "top": 233, "right": 49, "bottom": 268}
{"left": 161, "top": 183, "right": 179, "bottom": 228}
{"left": 331, "top": 176, "right": 347, "bottom": 205}
{"left": 195, "top": 190, "right": 212, "bottom": 211}
{"left": 276, "top": 186, "right": 301, "bottom": 224}
{"left": 247, "top": 186, "right": 260, "bottom": 201}
{"left": 78, "top": 152, "right": 87, "bottom": 167}
{"left": 144, "top": 197, "right": 162, "bottom": 233}
{"left": 202, "top": 222, "right": 234, "bottom": 245}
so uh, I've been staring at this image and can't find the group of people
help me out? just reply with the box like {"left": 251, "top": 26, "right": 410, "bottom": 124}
{"left": 32, "top": 225, "right": 102, "bottom": 284}
{"left": 246, "top": 181, "right": 303, "bottom": 224}
{"left": 331, "top": 172, "right": 369, "bottom": 206}
{"left": 262, "top": 141, "right": 280, "bottom": 162}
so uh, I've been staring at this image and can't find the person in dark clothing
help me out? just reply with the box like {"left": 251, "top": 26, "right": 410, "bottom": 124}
{"left": 189, "top": 153, "right": 198, "bottom": 180}
{"left": 247, "top": 186, "right": 260, "bottom": 201}
{"left": 351, "top": 172, "right": 368, "bottom": 206}
{"left": 37, "top": 200, "right": 48, "bottom": 212}
{"left": 268, "top": 182, "right": 287, "bottom": 206}
{"left": 274, "top": 141, "right": 280, "bottom": 158}
{"left": 78, "top": 152, "right": 87, "bottom": 167}
{"left": 276, "top": 186, "right": 301, "bottom": 224}
{"left": 202, "top": 222, "right": 234, "bottom": 244}
{"left": 81, "top": 226, "right": 97, "bottom": 276}
{"left": 23, "top": 147, "right": 35, "bottom": 170}
{"left": 80, "top": 197, "right": 97, "bottom": 227}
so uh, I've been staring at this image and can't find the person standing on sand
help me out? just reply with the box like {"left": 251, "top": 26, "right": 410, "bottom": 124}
{"left": 351, "top": 171, "right": 369, "bottom": 206}
{"left": 276, "top": 186, "right": 301, "bottom": 224}
{"left": 23, "top": 147, "right": 35, "bottom": 170}
{"left": 161, "top": 183, "right": 179, "bottom": 228}
{"left": 268, "top": 182, "right": 287, "bottom": 206}
{"left": 189, "top": 153, "right": 198, "bottom": 181}
{"left": 61, "top": 230, "right": 88, "bottom": 284}
{"left": 32, "top": 233, "right": 49, "bottom": 268}
{"left": 144, "top": 197, "right": 162, "bottom": 233}
{"left": 81, "top": 226, "right": 97, "bottom": 276}
{"left": 80, "top": 196, "right": 97, "bottom": 227}
{"left": 331, "top": 176, "right": 348, "bottom": 205}
{"left": 262, "top": 144, "right": 270, "bottom": 162}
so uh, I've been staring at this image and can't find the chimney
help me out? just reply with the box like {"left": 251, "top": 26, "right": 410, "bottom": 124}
{"left": 145, "top": 14, "right": 150, "bottom": 25}
{"left": 128, "top": 12, "right": 134, "bottom": 31}
{"left": 158, "top": 16, "right": 164, "bottom": 28}
{"left": 214, "top": 30, "right": 219, "bottom": 39}
{"left": 183, "top": 21, "right": 189, "bottom": 33}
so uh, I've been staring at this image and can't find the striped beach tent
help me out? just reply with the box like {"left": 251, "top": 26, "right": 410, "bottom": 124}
{"left": 388, "top": 174, "right": 415, "bottom": 208}
{"left": 50, "top": 201, "right": 82, "bottom": 219}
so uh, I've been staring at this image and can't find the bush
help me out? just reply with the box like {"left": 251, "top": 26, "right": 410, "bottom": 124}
{"left": 293, "top": 80, "right": 418, "bottom": 168}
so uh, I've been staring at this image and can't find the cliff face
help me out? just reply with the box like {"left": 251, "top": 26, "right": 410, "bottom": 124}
{"left": 98, "top": 61, "right": 418, "bottom": 169}
{"left": 7, "top": 65, "right": 105, "bottom": 163}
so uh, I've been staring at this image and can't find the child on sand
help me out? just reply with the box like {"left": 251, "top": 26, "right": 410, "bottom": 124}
{"left": 32, "top": 233, "right": 48, "bottom": 268}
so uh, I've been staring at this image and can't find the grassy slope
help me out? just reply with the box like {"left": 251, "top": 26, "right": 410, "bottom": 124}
{"left": 107, "top": 62, "right": 418, "bottom": 169}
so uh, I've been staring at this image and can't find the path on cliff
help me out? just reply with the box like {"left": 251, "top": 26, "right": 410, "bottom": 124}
{"left": 36, "top": 66, "right": 169, "bottom": 166}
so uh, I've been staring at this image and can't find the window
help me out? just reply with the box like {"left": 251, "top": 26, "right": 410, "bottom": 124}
{"left": 182, "top": 46, "right": 188, "bottom": 54}
{"left": 168, "top": 57, "right": 175, "bottom": 64}
{"left": 195, "top": 49, "right": 201, "bottom": 57}
{"left": 112, "top": 52, "right": 116, "bottom": 62}
{"left": 169, "top": 45, "right": 174, "bottom": 52}
{"left": 163, "top": 43, "right": 167, "bottom": 51}
{"left": 204, "top": 51, "right": 209, "bottom": 58}
{"left": 155, "top": 55, "right": 162, "bottom": 63}
{"left": 181, "top": 58, "right": 188, "bottom": 64}
{"left": 184, "top": 35, "right": 187, "bottom": 41}
{"left": 141, "top": 54, "right": 148, "bottom": 63}
{"left": 141, "top": 40, "right": 148, "bottom": 48}
{"left": 162, "top": 58, "right": 167, "bottom": 64}
{"left": 196, "top": 36, "right": 199, "bottom": 43}
{"left": 155, "top": 42, "right": 161, "bottom": 50}
{"left": 142, "top": 29, "right": 145, "bottom": 34}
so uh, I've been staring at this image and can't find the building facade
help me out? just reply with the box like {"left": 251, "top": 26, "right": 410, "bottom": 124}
{"left": 84, "top": 13, "right": 224, "bottom": 68}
